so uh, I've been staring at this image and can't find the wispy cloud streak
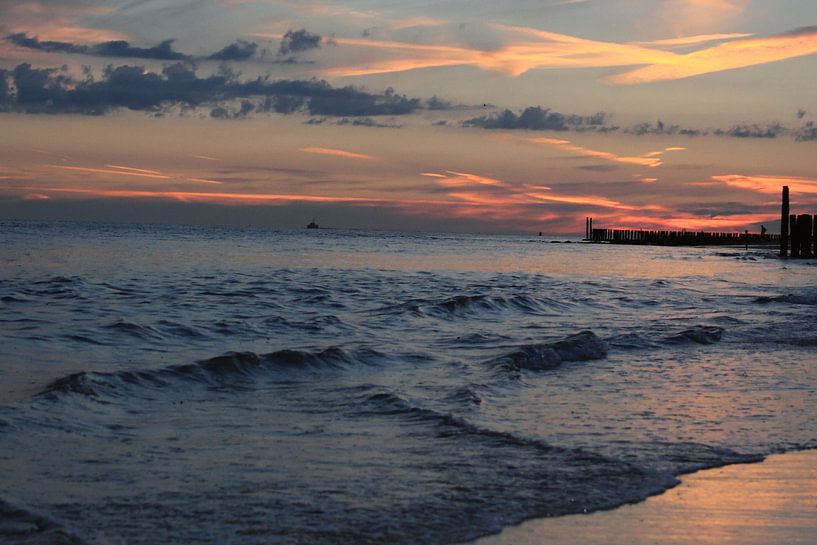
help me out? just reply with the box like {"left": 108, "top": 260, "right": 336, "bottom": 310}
{"left": 300, "top": 147, "right": 376, "bottom": 160}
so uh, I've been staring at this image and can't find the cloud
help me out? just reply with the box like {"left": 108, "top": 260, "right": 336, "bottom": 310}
{"left": 794, "top": 122, "right": 817, "bottom": 142}
{"left": 0, "top": 62, "right": 428, "bottom": 117}
{"left": 22, "top": 193, "right": 50, "bottom": 200}
{"left": 15, "top": 186, "right": 385, "bottom": 205}
{"left": 625, "top": 120, "right": 704, "bottom": 136}
{"left": 6, "top": 31, "right": 86, "bottom": 53}
{"left": 712, "top": 174, "right": 817, "bottom": 195}
{"left": 422, "top": 170, "right": 647, "bottom": 211}
{"left": 300, "top": 147, "right": 376, "bottom": 160}
{"left": 279, "top": 28, "right": 322, "bottom": 55}
{"left": 528, "top": 138, "right": 685, "bottom": 168}
{"left": 609, "top": 26, "right": 817, "bottom": 85}
{"left": 270, "top": 22, "right": 817, "bottom": 86}
{"left": 93, "top": 38, "right": 189, "bottom": 61}
{"left": 50, "top": 164, "right": 170, "bottom": 179}
{"left": 464, "top": 106, "right": 607, "bottom": 131}
{"left": 630, "top": 33, "right": 753, "bottom": 48}
{"left": 207, "top": 40, "right": 258, "bottom": 61}
{"left": 713, "top": 123, "right": 785, "bottom": 139}
{"left": 7, "top": 32, "right": 191, "bottom": 60}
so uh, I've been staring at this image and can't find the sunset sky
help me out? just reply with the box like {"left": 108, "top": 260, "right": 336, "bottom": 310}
{"left": 1, "top": 0, "right": 817, "bottom": 233}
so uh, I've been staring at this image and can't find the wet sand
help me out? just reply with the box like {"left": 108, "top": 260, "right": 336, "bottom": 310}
{"left": 473, "top": 449, "right": 817, "bottom": 545}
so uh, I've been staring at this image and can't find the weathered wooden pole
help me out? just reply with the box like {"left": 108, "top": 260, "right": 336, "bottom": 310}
{"left": 780, "top": 186, "right": 789, "bottom": 257}
{"left": 790, "top": 214, "right": 800, "bottom": 258}
{"left": 811, "top": 215, "right": 817, "bottom": 257}
{"left": 800, "top": 214, "right": 814, "bottom": 258}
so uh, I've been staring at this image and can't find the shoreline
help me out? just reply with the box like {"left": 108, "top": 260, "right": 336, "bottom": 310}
{"left": 470, "top": 449, "right": 817, "bottom": 545}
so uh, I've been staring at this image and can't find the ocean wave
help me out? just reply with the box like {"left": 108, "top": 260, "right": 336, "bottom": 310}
{"left": 489, "top": 331, "right": 608, "bottom": 371}
{"left": 444, "top": 385, "right": 484, "bottom": 405}
{"left": 370, "top": 292, "right": 571, "bottom": 318}
{"left": 1, "top": 295, "right": 30, "bottom": 304}
{"left": 427, "top": 293, "right": 570, "bottom": 317}
{"left": 28, "top": 276, "right": 88, "bottom": 299}
{"left": 38, "top": 347, "right": 388, "bottom": 401}
{"left": 0, "top": 497, "right": 85, "bottom": 545}
{"left": 755, "top": 293, "right": 817, "bottom": 306}
{"left": 664, "top": 325, "right": 724, "bottom": 345}
{"left": 606, "top": 332, "right": 657, "bottom": 350}
{"left": 102, "top": 320, "right": 164, "bottom": 341}
{"left": 349, "top": 387, "right": 694, "bottom": 541}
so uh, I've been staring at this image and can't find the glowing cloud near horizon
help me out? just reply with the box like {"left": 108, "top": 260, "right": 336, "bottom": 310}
{"left": 713, "top": 174, "right": 817, "bottom": 195}
{"left": 300, "top": 147, "right": 377, "bottom": 160}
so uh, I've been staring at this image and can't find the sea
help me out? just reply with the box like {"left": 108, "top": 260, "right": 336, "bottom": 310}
{"left": 1, "top": 219, "right": 816, "bottom": 544}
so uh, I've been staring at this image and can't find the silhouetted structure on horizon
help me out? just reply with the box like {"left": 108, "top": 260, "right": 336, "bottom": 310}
{"left": 584, "top": 223, "right": 776, "bottom": 246}
{"left": 585, "top": 185, "right": 817, "bottom": 258}
{"left": 778, "top": 185, "right": 817, "bottom": 259}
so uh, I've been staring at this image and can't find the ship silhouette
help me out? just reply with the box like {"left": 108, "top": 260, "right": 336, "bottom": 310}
{"left": 306, "top": 219, "right": 319, "bottom": 229}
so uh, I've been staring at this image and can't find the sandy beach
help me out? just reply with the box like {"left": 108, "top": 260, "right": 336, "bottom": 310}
{"left": 472, "top": 449, "right": 817, "bottom": 545}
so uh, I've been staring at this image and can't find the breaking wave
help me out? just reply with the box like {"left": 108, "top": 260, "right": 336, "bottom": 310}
{"left": 488, "top": 331, "right": 608, "bottom": 371}
{"left": 38, "top": 347, "right": 388, "bottom": 401}
{"left": 664, "top": 325, "right": 724, "bottom": 345}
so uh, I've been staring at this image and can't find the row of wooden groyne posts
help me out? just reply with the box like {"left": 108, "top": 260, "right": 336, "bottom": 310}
{"left": 584, "top": 186, "right": 814, "bottom": 258}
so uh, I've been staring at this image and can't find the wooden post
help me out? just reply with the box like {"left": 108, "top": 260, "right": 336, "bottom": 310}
{"left": 811, "top": 215, "right": 817, "bottom": 257}
{"left": 781, "top": 186, "right": 789, "bottom": 257}
{"left": 790, "top": 214, "right": 800, "bottom": 258}
{"left": 800, "top": 215, "right": 813, "bottom": 258}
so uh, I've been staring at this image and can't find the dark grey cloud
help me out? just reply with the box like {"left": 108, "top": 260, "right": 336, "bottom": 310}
{"left": 7, "top": 33, "right": 190, "bottom": 60}
{"left": 0, "top": 62, "right": 428, "bottom": 117}
{"left": 464, "top": 106, "right": 608, "bottom": 131}
{"left": 462, "top": 104, "right": 817, "bottom": 143}
{"left": 7, "top": 32, "right": 86, "bottom": 54}
{"left": 713, "top": 123, "right": 785, "bottom": 139}
{"left": 279, "top": 29, "right": 321, "bottom": 55}
{"left": 207, "top": 40, "right": 258, "bottom": 61}
{"left": 677, "top": 203, "right": 767, "bottom": 217}
{"left": 794, "top": 121, "right": 817, "bottom": 141}
{"left": 337, "top": 117, "right": 400, "bottom": 128}
{"left": 625, "top": 120, "right": 704, "bottom": 136}
{"left": 94, "top": 38, "right": 189, "bottom": 60}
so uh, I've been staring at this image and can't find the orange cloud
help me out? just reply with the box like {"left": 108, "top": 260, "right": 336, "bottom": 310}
{"left": 713, "top": 174, "right": 817, "bottom": 195}
{"left": 422, "top": 170, "right": 644, "bottom": 211}
{"left": 51, "top": 165, "right": 171, "bottom": 180}
{"left": 22, "top": 193, "right": 50, "bottom": 200}
{"left": 610, "top": 28, "right": 817, "bottom": 84}
{"left": 16, "top": 187, "right": 386, "bottom": 205}
{"left": 529, "top": 138, "right": 672, "bottom": 167}
{"left": 300, "top": 147, "right": 376, "bottom": 160}
{"left": 612, "top": 212, "right": 777, "bottom": 231}
{"left": 630, "top": 33, "right": 753, "bottom": 47}
{"left": 105, "top": 165, "right": 164, "bottom": 175}
{"left": 256, "top": 21, "right": 817, "bottom": 85}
